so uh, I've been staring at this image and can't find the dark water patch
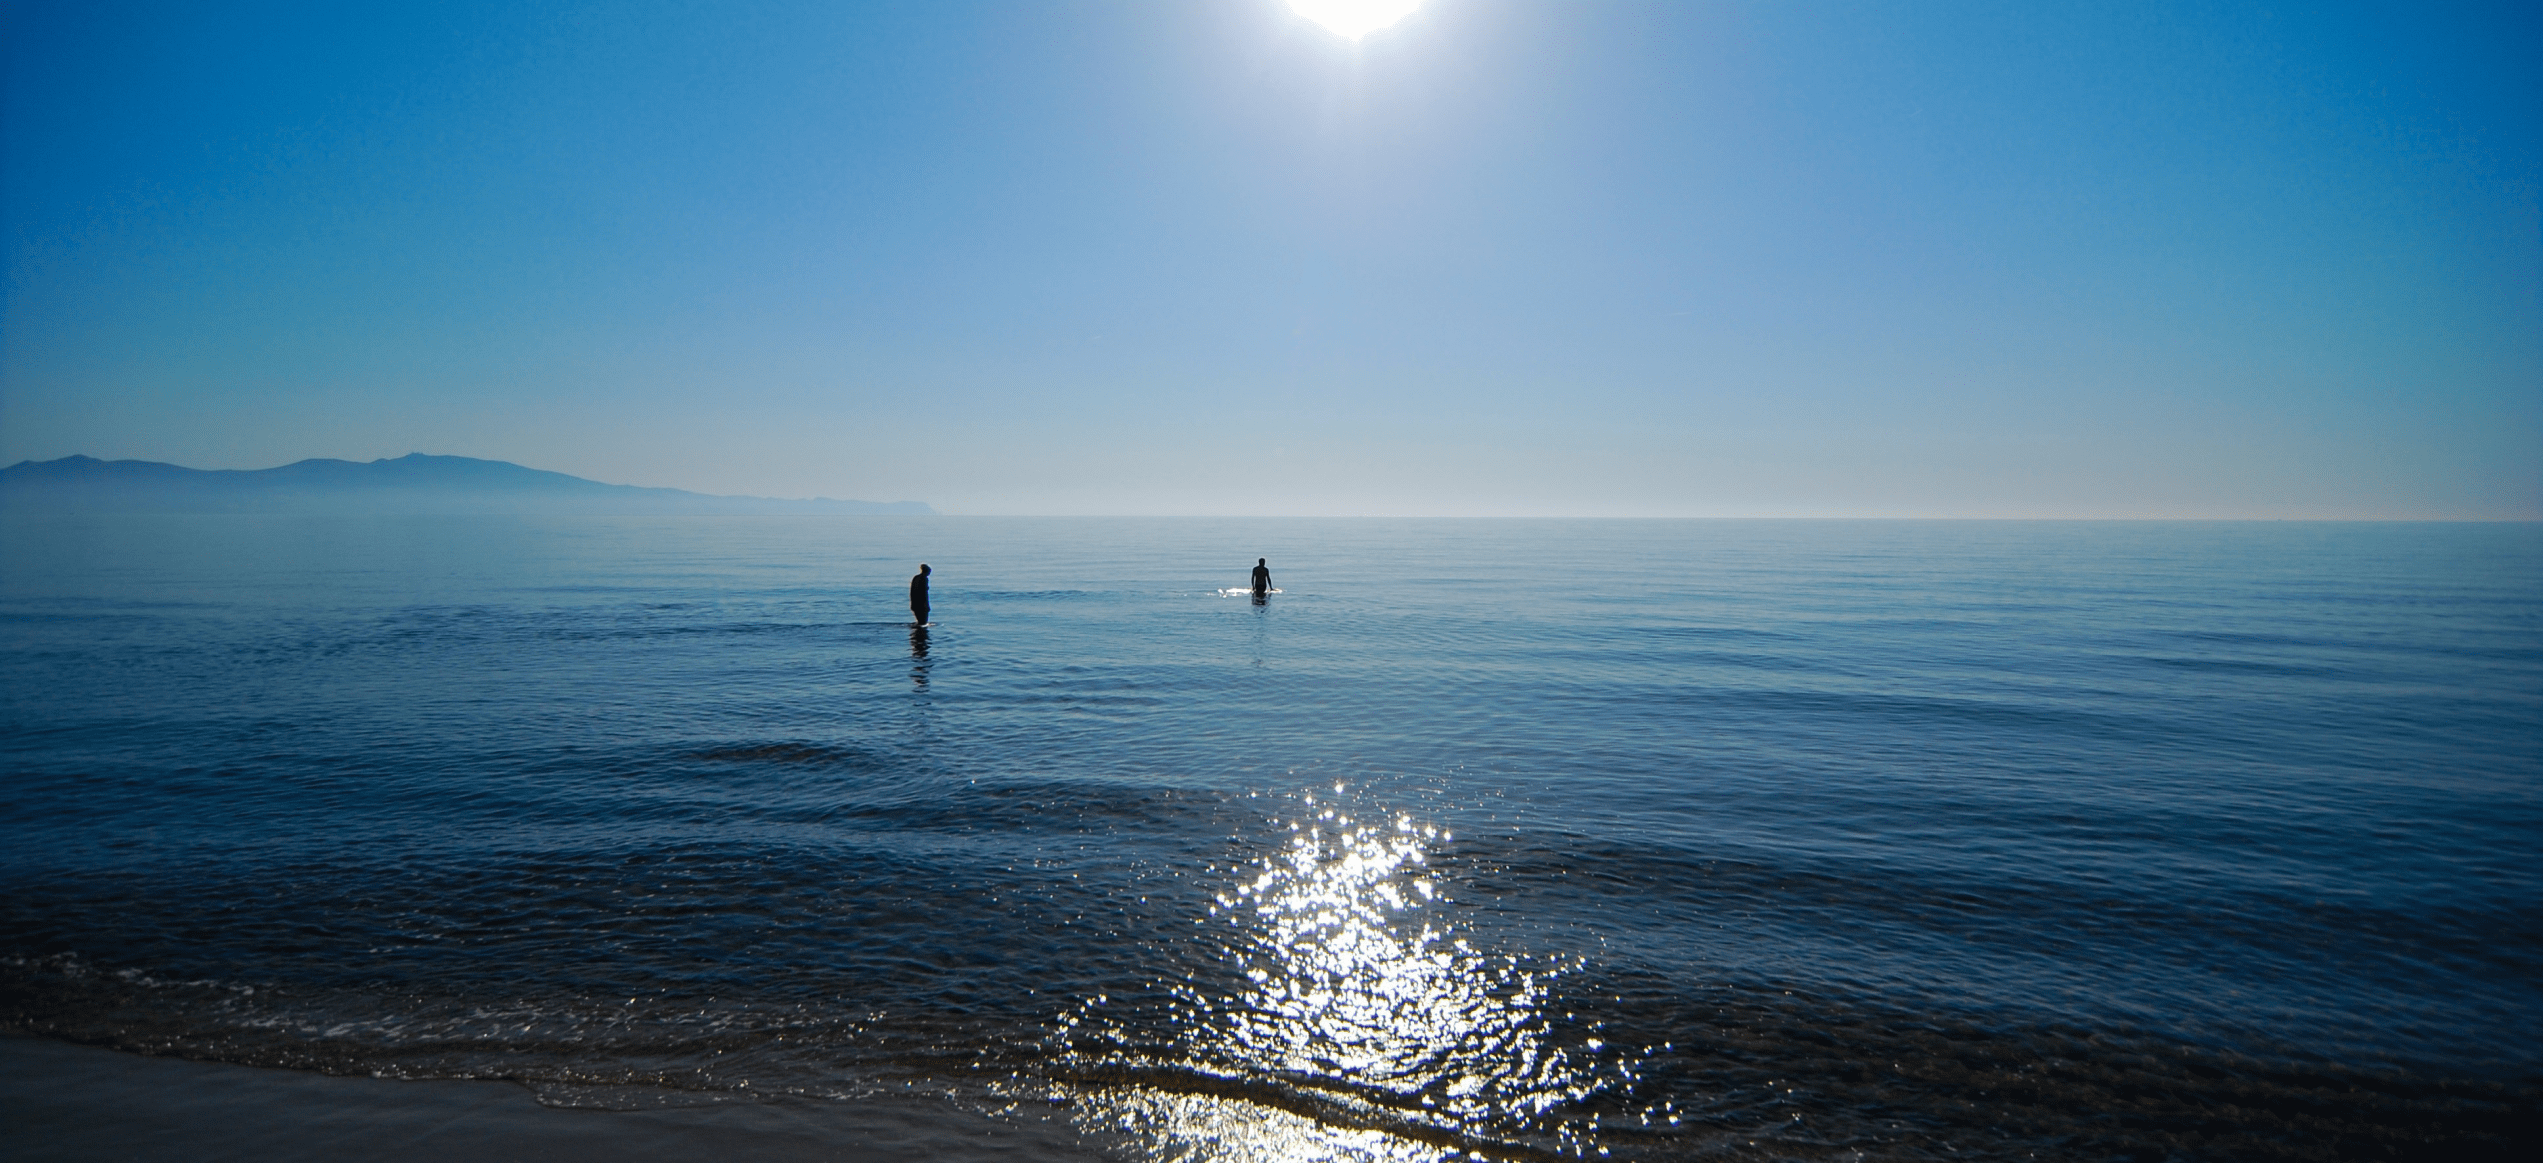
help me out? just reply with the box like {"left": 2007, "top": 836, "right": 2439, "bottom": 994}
{"left": 689, "top": 742, "right": 887, "bottom": 769}
{"left": 1563, "top": 971, "right": 2543, "bottom": 1161}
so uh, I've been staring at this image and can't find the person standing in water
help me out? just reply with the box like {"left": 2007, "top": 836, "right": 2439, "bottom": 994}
{"left": 1250, "top": 557, "right": 1271, "bottom": 600}
{"left": 910, "top": 564, "right": 931, "bottom": 625}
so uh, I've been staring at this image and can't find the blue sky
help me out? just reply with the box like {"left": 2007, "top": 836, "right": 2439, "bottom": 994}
{"left": 4, "top": 1, "right": 2536, "bottom": 516}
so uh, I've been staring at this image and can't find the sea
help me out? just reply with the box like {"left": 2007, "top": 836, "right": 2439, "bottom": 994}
{"left": 3, "top": 515, "right": 2537, "bottom": 1161}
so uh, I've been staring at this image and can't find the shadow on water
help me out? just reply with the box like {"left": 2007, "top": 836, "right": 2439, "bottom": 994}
{"left": 1249, "top": 603, "right": 1270, "bottom": 669}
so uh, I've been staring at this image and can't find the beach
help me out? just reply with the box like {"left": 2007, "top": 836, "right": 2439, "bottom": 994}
{"left": 3, "top": 1034, "right": 1096, "bottom": 1162}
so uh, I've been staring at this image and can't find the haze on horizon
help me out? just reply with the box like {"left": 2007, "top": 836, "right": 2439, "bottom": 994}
{"left": 4, "top": 1, "right": 2536, "bottom": 519}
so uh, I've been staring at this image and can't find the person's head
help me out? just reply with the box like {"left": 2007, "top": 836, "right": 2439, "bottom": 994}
{"left": 919, "top": 564, "right": 930, "bottom": 575}
{"left": 1258, "top": 558, "right": 1266, "bottom": 566}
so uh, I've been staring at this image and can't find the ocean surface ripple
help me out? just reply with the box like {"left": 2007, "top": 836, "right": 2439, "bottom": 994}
{"left": 3, "top": 516, "right": 2537, "bottom": 1160}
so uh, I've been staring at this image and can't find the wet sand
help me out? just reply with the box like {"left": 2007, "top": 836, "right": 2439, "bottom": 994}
{"left": 1, "top": 1035, "right": 1097, "bottom": 1162}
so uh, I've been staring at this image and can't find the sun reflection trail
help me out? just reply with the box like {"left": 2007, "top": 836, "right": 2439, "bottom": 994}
{"left": 1054, "top": 805, "right": 1615, "bottom": 1161}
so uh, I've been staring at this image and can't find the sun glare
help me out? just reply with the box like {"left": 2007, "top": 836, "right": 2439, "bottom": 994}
{"left": 1053, "top": 805, "right": 1622, "bottom": 1159}
{"left": 1290, "top": 0, "right": 1423, "bottom": 41}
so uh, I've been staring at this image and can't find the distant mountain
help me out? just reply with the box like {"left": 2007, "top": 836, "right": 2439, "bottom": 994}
{"left": 0, "top": 454, "right": 933, "bottom": 515}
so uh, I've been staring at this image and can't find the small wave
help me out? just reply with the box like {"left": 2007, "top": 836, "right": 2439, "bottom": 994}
{"left": 689, "top": 742, "right": 879, "bottom": 768}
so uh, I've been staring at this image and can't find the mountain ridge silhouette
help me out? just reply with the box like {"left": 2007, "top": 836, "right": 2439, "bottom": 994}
{"left": 0, "top": 453, "right": 933, "bottom": 514}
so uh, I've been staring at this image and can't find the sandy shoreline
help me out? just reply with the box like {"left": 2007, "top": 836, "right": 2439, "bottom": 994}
{"left": 1, "top": 1035, "right": 1099, "bottom": 1161}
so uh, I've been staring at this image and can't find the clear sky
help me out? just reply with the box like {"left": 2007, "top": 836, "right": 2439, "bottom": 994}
{"left": 5, "top": 1, "right": 2536, "bottom": 517}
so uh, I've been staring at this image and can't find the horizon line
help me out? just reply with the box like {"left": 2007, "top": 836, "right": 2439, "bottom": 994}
{"left": 9, "top": 453, "right": 2531, "bottom": 522}
{"left": 921, "top": 512, "right": 2540, "bottom": 522}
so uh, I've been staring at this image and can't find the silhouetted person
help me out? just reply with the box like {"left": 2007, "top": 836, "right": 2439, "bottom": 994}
{"left": 1251, "top": 557, "right": 1271, "bottom": 601}
{"left": 910, "top": 564, "right": 931, "bottom": 625}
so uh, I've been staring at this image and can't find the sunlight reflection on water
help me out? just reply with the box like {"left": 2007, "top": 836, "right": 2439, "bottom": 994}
{"left": 1061, "top": 801, "right": 1614, "bottom": 1161}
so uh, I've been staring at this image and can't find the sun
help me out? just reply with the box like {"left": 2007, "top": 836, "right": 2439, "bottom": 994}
{"left": 1289, "top": 0, "right": 1424, "bottom": 41}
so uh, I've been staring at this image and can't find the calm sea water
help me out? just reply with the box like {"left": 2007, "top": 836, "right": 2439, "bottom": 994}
{"left": 3, "top": 516, "right": 2537, "bottom": 1160}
